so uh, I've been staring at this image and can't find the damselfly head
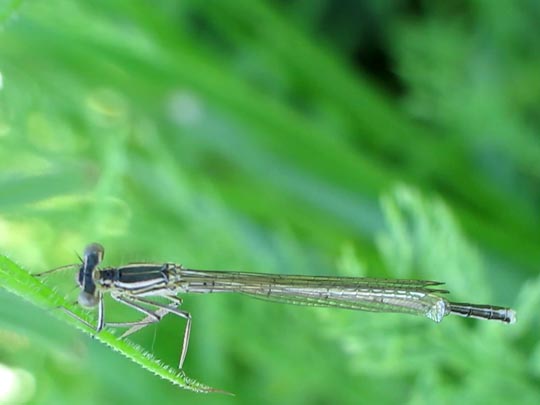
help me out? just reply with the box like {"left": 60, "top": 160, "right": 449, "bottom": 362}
{"left": 76, "top": 242, "right": 104, "bottom": 307}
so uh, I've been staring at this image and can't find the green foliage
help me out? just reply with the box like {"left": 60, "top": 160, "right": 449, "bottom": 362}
{"left": 0, "top": 1, "right": 539, "bottom": 404}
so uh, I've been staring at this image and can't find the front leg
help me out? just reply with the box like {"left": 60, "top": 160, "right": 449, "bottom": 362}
{"left": 57, "top": 291, "right": 104, "bottom": 335}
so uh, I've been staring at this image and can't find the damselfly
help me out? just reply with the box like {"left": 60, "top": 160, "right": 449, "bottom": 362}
{"left": 37, "top": 243, "right": 516, "bottom": 369}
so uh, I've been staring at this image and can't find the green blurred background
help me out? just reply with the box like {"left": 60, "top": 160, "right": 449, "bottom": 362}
{"left": 1, "top": 1, "right": 539, "bottom": 404}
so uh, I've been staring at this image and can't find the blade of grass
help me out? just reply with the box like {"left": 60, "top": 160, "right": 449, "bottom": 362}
{"left": 0, "top": 254, "right": 229, "bottom": 395}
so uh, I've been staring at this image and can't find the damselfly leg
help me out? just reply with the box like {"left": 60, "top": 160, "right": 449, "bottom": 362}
{"left": 108, "top": 295, "right": 192, "bottom": 369}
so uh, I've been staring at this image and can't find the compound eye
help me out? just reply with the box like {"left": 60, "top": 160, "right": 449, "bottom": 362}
{"left": 83, "top": 243, "right": 105, "bottom": 264}
{"left": 78, "top": 291, "right": 99, "bottom": 308}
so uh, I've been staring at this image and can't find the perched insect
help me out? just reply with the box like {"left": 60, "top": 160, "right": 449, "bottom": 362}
{"left": 37, "top": 243, "right": 516, "bottom": 369}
